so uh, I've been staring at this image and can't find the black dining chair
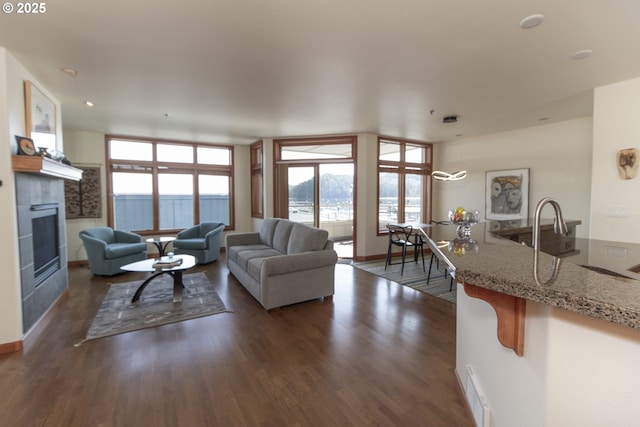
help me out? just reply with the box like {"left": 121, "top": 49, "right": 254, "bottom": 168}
{"left": 385, "top": 224, "right": 426, "bottom": 275}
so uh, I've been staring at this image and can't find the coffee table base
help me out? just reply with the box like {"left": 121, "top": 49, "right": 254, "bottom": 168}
{"left": 132, "top": 270, "right": 185, "bottom": 303}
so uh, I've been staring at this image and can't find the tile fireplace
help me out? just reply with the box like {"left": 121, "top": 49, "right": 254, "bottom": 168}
{"left": 15, "top": 172, "right": 68, "bottom": 333}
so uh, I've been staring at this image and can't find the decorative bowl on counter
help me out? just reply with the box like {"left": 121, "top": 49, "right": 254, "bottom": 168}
{"left": 448, "top": 208, "right": 480, "bottom": 239}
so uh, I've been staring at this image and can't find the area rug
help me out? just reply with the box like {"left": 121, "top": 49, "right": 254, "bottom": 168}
{"left": 76, "top": 272, "right": 231, "bottom": 345}
{"left": 351, "top": 258, "right": 456, "bottom": 304}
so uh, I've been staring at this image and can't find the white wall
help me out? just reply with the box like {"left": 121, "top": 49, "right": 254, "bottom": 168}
{"left": 433, "top": 118, "right": 593, "bottom": 238}
{"left": 0, "top": 49, "right": 64, "bottom": 344}
{"left": 355, "top": 133, "right": 388, "bottom": 258}
{"left": 591, "top": 77, "right": 640, "bottom": 242}
{"left": 0, "top": 48, "right": 22, "bottom": 345}
{"left": 62, "top": 130, "right": 108, "bottom": 261}
{"left": 233, "top": 144, "right": 252, "bottom": 234}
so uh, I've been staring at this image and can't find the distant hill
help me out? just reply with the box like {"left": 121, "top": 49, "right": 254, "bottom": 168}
{"left": 289, "top": 173, "right": 421, "bottom": 201}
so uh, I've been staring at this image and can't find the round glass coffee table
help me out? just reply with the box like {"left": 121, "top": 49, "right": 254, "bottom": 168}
{"left": 145, "top": 236, "right": 176, "bottom": 257}
{"left": 120, "top": 254, "right": 196, "bottom": 303}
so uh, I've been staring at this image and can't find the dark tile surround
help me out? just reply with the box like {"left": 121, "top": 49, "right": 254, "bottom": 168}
{"left": 15, "top": 173, "right": 68, "bottom": 333}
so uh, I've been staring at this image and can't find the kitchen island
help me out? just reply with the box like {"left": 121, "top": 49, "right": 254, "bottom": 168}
{"left": 421, "top": 221, "right": 640, "bottom": 427}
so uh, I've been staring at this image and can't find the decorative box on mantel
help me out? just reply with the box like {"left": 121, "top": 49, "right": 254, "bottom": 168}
{"left": 12, "top": 155, "right": 82, "bottom": 181}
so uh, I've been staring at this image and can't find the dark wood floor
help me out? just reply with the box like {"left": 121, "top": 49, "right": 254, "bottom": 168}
{"left": 0, "top": 255, "right": 473, "bottom": 427}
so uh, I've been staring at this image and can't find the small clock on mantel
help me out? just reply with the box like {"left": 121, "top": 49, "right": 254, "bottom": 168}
{"left": 16, "top": 136, "right": 37, "bottom": 156}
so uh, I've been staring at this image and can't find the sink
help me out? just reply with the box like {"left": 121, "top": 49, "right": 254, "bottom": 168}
{"left": 580, "top": 264, "right": 634, "bottom": 279}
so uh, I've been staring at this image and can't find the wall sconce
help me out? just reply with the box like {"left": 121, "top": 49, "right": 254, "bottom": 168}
{"left": 432, "top": 170, "right": 467, "bottom": 182}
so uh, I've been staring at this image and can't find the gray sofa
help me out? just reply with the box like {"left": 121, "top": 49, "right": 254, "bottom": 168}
{"left": 226, "top": 218, "right": 338, "bottom": 310}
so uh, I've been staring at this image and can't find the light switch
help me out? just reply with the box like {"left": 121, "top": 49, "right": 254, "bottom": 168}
{"left": 607, "top": 206, "right": 627, "bottom": 218}
{"left": 605, "top": 246, "right": 627, "bottom": 258}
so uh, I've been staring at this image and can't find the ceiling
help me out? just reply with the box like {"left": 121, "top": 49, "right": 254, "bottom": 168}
{"left": 2, "top": 0, "right": 640, "bottom": 145}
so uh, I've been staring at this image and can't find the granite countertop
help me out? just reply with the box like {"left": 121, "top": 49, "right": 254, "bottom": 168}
{"left": 420, "top": 221, "right": 640, "bottom": 329}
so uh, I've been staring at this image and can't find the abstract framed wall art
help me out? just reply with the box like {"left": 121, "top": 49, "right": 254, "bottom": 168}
{"left": 64, "top": 166, "right": 102, "bottom": 218}
{"left": 485, "top": 168, "right": 529, "bottom": 220}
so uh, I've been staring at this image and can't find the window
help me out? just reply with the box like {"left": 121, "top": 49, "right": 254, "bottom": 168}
{"left": 106, "top": 136, "right": 234, "bottom": 234}
{"left": 377, "top": 137, "right": 432, "bottom": 232}
{"left": 250, "top": 141, "right": 264, "bottom": 218}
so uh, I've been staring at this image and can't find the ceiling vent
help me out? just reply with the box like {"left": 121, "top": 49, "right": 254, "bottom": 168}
{"left": 443, "top": 115, "right": 458, "bottom": 124}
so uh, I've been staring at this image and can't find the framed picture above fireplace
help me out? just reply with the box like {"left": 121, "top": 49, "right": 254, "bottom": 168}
{"left": 24, "top": 80, "right": 57, "bottom": 151}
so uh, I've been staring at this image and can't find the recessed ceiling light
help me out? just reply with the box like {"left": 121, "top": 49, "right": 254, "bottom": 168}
{"left": 519, "top": 14, "right": 544, "bottom": 29}
{"left": 571, "top": 49, "right": 593, "bottom": 60}
{"left": 84, "top": 101, "right": 94, "bottom": 107}
{"left": 61, "top": 67, "right": 78, "bottom": 76}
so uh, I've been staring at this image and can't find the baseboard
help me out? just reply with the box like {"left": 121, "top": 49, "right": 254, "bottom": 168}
{"left": 0, "top": 340, "right": 23, "bottom": 355}
{"left": 353, "top": 253, "right": 387, "bottom": 262}
{"left": 68, "top": 260, "right": 87, "bottom": 268}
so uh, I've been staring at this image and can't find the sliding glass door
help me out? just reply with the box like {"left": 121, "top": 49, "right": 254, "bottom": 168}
{"left": 274, "top": 137, "right": 356, "bottom": 258}
{"left": 287, "top": 166, "right": 317, "bottom": 226}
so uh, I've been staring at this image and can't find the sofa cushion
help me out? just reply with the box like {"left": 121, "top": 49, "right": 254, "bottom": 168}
{"left": 260, "top": 218, "right": 280, "bottom": 246}
{"left": 272, "top": 220, "right": 295, "bottom": 254}
{"left": 287, "top": 223, "right": 329, "bottom": 254}
{"left": 227, "top": 244, "right": 271, "bottom": 264}
{"left": 235, "top": 248, "right": 282, "bottom": 271}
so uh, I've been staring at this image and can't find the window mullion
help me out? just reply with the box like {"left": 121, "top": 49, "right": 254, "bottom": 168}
{"left": 152, "top": 166, "right": 160, "bottom": 231}
{"left": 399, "top": 167, "right": 406, "bottom": 222}
{"left": 193, "top": 172, "right": 200, "bottom": 225}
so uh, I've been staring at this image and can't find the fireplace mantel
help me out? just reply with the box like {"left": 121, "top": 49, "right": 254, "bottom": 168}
{"left": 12, "top": 155, "right": 82, "bottom": 181}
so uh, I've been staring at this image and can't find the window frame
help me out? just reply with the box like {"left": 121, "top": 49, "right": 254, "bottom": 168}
{"left": 105, "top": 135, "right": 235, "bottom": 235}
{"left": 377, "top": 136, "right": 433, "bottom": 234}
{"left": 250, "top": 140, "right": 264, "bottom": 218}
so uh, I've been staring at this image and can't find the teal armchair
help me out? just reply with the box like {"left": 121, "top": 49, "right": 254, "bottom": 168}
{"left": 172, "top": 222, "right": 225, "bottom": 264}
{"left": 79, "top": 227, "right": 147, "bottom": 276}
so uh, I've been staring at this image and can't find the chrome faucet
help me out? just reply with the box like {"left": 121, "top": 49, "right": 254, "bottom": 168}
{"left": 532, "top": 197, "right": 568, "bottom": 252}
{"left": 532, "top": 197, "right": 567, "bottom": 286}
